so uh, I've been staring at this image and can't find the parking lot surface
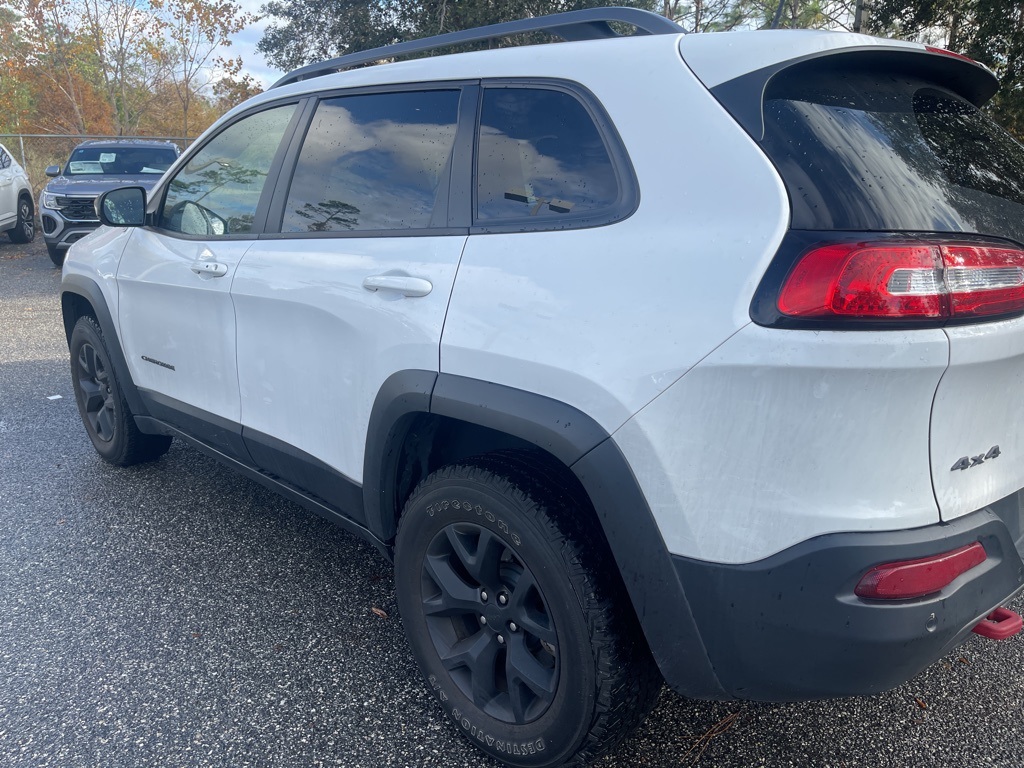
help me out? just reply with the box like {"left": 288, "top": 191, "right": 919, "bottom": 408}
{"left": 2, "top": 237, "right": 1023, "bottom": 767}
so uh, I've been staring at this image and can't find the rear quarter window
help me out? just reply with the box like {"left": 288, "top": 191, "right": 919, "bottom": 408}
{"left": 472, "top": 84, "right": 637, "bottom": 232}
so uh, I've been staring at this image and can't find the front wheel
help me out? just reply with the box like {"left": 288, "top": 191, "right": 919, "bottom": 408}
{"left": 69, "top": 316, "right": 172, "bottom": 465}
{"left": 395, "top": 451, "right": 660, "bottom": 768}
{"left": 8, "top": 196, "right": 34, "bottom": 243}
{"left": 46, "top": 242, "right": 64, "bottom": 267}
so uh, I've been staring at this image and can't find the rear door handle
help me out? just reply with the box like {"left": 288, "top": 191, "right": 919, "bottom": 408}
{"left": 190, "top": 260, "right": 228, "bottom": 278}
{"left": 362, "top": 275, "right": 433, "bottom": 297}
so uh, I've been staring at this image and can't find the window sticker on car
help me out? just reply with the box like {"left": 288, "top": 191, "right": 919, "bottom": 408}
{"left": 68, "top": 161, "right": 104, "bottom": 174}
{"left": 99, "top": 153, "right": 116, "bottom": 163}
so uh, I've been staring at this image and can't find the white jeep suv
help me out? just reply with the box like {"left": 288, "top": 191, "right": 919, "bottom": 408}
{"left": 60, "top": 8, "right": 1024, "bottom": 767}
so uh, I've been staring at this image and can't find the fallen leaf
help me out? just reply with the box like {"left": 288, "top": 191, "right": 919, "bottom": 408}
{"left": 914, "top": 697, "right": 928, "bottom": 710}
{"left": 371, "top": 607, "right": 388, "bottom": 619}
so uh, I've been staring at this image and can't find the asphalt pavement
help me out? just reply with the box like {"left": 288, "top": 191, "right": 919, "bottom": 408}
{"left": 1, "top": 237, "right": 1022, "bottom": 768}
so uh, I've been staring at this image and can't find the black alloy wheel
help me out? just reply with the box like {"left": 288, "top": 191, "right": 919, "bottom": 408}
{"left": 76, "top": 340, "right": 116, "bottom": 443}
{"left": 395, "top": 451, "right": 661, "bottom": 768}
{"left": 69, "top": 316, "right": 172, "bottom": 465}
{"left": 421, "top": 521, "right": 559, "bottom": 724}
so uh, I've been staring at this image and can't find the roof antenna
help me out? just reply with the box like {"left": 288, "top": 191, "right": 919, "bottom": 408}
{"left": 770, "top": 0, "right": 786, "bottom": 29}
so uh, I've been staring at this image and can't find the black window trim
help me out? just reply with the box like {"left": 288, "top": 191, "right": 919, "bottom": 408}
{"left": 261, "top": 80, "right": 477, "bottom": 241}
{"left": 468, "top": 78, "right": 639, "bottom": 235}
{"left": 145, "top": 98, "right": 310, "bottom": 242}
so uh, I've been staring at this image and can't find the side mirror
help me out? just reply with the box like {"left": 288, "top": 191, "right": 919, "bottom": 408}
{"left": 45, "top": 165, "right": 60, "bottom": 177}
{"left": 97, "top": 187, "right": 147, "bottom": 227}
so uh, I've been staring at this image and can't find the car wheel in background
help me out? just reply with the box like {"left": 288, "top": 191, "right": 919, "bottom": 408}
{"left": 46, "top": 242, "right": 64, "bottom": 267}
{"left": 8, "top": 196, "right": 34, "bottom": 244}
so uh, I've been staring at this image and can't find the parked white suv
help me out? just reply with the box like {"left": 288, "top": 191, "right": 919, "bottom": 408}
{"left": 59, "top": 8, "right": 1024, "bottom": 767}
{"left": 0, "top": 142, "right": 35, "bottom": 245}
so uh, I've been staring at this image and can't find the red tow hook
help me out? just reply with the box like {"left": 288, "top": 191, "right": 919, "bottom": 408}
{"left": 972, "top": 607, "right": 1024, "bottom": 640}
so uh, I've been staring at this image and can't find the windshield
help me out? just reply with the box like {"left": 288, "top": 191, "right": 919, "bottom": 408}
{"left": 760, "top": 66, "right": 1024, "bottom": 245}
{"left": 65, "top": 146, "right": 178, "bottom": 176}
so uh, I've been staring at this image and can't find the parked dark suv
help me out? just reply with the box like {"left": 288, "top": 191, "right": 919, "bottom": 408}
{"left": 40, "top": 139, "right": 180, "bottom": 266}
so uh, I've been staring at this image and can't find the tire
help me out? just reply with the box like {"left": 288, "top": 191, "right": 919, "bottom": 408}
{"left": 47, "top": 242, "right": 65, "bottom": 268}
{"left": 69, "top": 316, "right": 172, "bottom": 466}
{"left": 7, "top": 195, "right": 34, "bottom": 243}
{"left": 395, "top": 451, "right": 661, "bottom": 768}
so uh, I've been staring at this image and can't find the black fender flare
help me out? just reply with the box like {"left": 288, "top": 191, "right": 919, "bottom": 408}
{"left": 364, "top": 371, "right": 728, "bottom": 699}
{"left": 60, "top": 274, "right": 149, "bottom": 418}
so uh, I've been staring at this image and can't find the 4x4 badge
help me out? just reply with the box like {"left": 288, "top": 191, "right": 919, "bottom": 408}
{"left": 951, "top": 445, "right": 1001, "bottom": 471}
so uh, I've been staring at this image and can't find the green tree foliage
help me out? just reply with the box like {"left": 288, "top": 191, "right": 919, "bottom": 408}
{"left": 257, "top": 0, "right": 662, "bottom": 73}
{"left": 868, "top": 0, "right": 1024, "bottom": 137}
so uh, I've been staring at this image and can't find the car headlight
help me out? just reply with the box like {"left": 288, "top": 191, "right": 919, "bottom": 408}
{"left": 42, "top": 192, "right": 62, "bottom": 209}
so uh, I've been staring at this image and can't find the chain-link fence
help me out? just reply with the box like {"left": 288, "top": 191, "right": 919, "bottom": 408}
{"left": 0, "top": 134, "right": 193, "bottom": 200}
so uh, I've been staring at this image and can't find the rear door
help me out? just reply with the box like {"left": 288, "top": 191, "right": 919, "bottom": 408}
{"left": 232, "top": 85, "right": 470, "bottom": 507}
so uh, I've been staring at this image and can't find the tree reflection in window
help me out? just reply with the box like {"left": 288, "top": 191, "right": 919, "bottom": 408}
{"left": 291, "top": 200, "right": 361, "bottom": 231}
{"left": 282, "top": 90, "right": 460, "bottom": 233}
{"left": 160, "top": 104, "right": 295, "bottom": 235}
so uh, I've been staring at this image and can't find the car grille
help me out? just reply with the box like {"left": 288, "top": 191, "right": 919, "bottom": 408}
{"left": 57, "top": 196, "right": 98, "bottom": 221}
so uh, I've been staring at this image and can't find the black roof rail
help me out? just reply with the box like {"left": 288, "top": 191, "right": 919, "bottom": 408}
{"left": 270, "top": 7, "right": 683, "bottom": 89}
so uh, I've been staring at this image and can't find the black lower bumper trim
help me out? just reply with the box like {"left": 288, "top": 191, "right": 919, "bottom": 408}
{"left": 673, "top": 503, "right": 1024, "bottom": 701}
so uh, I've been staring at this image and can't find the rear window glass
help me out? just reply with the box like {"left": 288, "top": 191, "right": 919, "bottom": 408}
{"left": 760, "top": 67, "right": 1024, "bottom": 244}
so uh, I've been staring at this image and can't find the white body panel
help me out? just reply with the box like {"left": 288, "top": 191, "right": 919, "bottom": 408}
{"left": 616, "top": 325, "right": 949, "bottom": 563}
{"left": 117, "top": 228, "right": 250, "bottom": 421}
{"left": 233, "top": 236, "right": 466, "bottom": 481}
{"left": 678, "top": 29, "right": 924, "bottom": 89}
{"left": 441, "top": 40, "right": 788, "bottom": 432}
{"left": 62, "top": 226, "right": 132, "bottom": 317}
{"left": 932, "top": 316, "right": 1024, "bottom": 519}
{"left": 0, "top": 142, "right": 26, "bottom": 230}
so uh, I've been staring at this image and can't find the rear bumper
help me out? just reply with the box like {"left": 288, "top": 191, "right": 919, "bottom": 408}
{"left": 671, "top": 495, "right": 1024, "bottom": 701}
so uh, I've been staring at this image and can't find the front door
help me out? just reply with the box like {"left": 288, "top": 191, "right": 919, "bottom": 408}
{"left": 116, "top": 103, "right": 299, "bottom": 454}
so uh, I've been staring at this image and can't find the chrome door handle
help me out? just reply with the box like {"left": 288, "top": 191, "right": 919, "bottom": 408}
{"left": 362, "top": 275, "right": 433, "bottom": 297}
{"left": 191, "top": 260, "right": 228, "bottom": 278}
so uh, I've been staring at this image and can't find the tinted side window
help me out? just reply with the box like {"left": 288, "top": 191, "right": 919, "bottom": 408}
{"left": 161, "top": 104, "right": 295, "bottom": 236}
{"left": 0, "top": 149, "right": 10, "bottom": 169}
{"left": 281, "top": 90, "right": 460, "bottom": 233}
{"left": 476, "top": 87, "right": 619, "bottom": 223}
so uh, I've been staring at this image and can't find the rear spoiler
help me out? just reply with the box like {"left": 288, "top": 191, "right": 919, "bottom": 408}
{"left": 708, "top": 46, "right": 999, "bottom": 142}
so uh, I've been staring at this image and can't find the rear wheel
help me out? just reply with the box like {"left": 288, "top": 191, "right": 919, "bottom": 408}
{"left": 8, "top": 196, "right": 34, "bottom": 243}
{"left": 46, "top": 242, "right": 64, "bottom": 267}
{"left": 395, "top": 451, "right": 660, "bottom": 768}
{"left": 69, "top": 316, "right": 172, "bottom": 465}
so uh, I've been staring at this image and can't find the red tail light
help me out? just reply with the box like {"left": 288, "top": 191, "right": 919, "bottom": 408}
{"left": 778, "top": 242, "right": 1024, "bottom": 321}
{"left": 855, "top": 542, "right": 987, "bottom": 600}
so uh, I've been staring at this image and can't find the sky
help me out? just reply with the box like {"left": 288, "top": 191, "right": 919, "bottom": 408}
{"left": 227, "top": 0, "right": 285, "bottom": 89}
